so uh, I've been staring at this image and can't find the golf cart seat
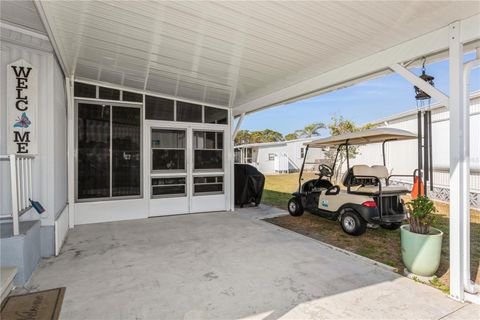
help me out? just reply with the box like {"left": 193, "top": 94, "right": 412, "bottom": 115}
{"left": 343, "top": 165, "right": 410, "bottom": 194}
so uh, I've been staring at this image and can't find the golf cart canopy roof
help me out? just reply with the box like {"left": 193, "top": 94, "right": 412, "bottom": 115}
{"left": 306, "top": 128, "right": 416, "bottom": 147}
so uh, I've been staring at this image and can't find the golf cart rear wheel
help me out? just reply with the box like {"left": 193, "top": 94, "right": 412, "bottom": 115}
{"left": 288, "top": 197, "right": 304, "bottom": 217}
{"left": 340, "top": 211, "right": 367, "bottom": 236}
{"left": 380, "top": 222, "right": 402, "bottom": 230}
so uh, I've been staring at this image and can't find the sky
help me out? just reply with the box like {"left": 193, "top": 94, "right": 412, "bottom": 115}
{"left": 239, "top": 52, "right": 480, "bottom": 136}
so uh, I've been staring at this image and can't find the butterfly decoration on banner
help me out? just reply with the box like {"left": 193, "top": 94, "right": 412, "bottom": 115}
{"left": 13, "top": 112, "right": 31, "bottom": 128}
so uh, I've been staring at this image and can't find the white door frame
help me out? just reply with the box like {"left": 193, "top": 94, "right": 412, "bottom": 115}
{"left": 145, "top": 120, "right": 230, "bottom": 216}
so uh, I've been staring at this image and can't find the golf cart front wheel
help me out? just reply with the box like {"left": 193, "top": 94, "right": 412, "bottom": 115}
{"left": 288, "top": 198, "right": 304, "bottom": 217}
{"left": 340, "top": 211, "right": 367, "bottom": 236}
{"left": 380, "top": 222, "right": 402, "bottom": 230}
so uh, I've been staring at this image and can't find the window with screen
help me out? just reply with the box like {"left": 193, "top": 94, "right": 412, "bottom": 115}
{"left": 77, "top": 104, "right": 110, "bottom": 199}
{"left": 77, "top": 103, "right": 141, "bottom": 200}
{"left": 193, "top": 131, "right": 223, "bottom": 171}
{"left": 204, "top": 106, "right": 228, "bottom": 124}
{"left": 145, "top": 95, "right": 174, "bottom": 121}
{"left": 151, "top": 177, "right": 186, "bottom": 197}
{"left": 112, "top": 107, "right": 141, "bottom": 197}
{"left": 151, "top": 129, "right": 186, "bottom": 172}
{"left": 194, "top": 176, "right": 223, "bottom": 195}
{"left": 177, "top": 101, "right": 202, "bottom": 123}
{"left": 74, "top": 82, "right": 96, "bottom": 98}
{"left": 123, "top": 91, "right": 143, "bottom": 102}
{"left": 99, "top": 87, "right": 120, "bottom": 100}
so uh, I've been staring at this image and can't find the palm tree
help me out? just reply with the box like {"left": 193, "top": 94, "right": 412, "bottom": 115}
{"left": 285, "top": 133, "right": 298, "bottom": 141}
{"left": 295, "top": 122, "right": 326, "bottom": 138}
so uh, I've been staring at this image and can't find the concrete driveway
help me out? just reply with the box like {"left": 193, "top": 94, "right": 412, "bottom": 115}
{"left": 23, "top": 206, "right": 478, "bottom": 319}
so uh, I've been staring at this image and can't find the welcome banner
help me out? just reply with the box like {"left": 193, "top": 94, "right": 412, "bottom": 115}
{"left": 7, "top": 59, "right": 37, "bottom": 155}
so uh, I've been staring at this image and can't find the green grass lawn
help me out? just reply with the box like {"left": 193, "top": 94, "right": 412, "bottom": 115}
{"left": 262, "top": 173, "right": 480, "bottom": 291}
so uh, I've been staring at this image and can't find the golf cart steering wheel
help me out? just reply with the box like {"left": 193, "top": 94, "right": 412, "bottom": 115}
{"left": 318, "top": 164, "right": 333, "bottom": 178}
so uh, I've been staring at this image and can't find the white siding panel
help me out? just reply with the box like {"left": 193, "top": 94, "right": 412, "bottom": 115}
{"left": 256, "top": 145, "right": 282, "bottom": 174}
{"left": 355, "top": 97, "right": 480, "bottom": 194}
{"left": 0, "top": 26, "right": 67, "bottom": 228}
{"left": 246, "top": 140, "right": 323, "bottom": 175}
{"left": 0, "top": 40, "right": 49, "bottom": 222}
{"left": 75, "top": 199, "right": 148, "bottom": 225}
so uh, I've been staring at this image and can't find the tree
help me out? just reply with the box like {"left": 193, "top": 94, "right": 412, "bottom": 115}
{"left": 235, "top": 130, "right": 252, "bottom": 145}
{"left": 295, "top": 122, "right": 326, "bottom": 138}
{"left": 234, "top": 129, "right": 284, "bottom": 145}
{"left": 251, "top": 129, "right": 284, "bottom": 143}
{"left": 323, "top": 116, "right": 376, "bottom": 181}
{"left": 285, "top": 133, "right": 298, "bottom": 141}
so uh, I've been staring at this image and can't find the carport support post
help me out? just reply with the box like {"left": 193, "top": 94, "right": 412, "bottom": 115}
{"left": 66, "top": 76, "right": 75, "bottom": 229}
{"left": 390, "top": 21, "right": 467, "bottom": 301}
{"left": 448, "top": 21, "right": 465, "bottom": 302}
{"left": 231, "top": 112, "right": 245, "bottom": 211}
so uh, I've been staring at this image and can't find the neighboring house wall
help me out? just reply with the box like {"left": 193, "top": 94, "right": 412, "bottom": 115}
{"left": 256, "top": 144, "right": 285, "bottom": 174}
{"left": 351, "top": 95, "right": 480, "bottom": 207}
{"left": 0, "top": 24, "right": 68, "bottom": 256}
{"left": 285, "top": 140, "right": 308, "bottom": 172}
{"left": 236, "top": 139, "right": 324, "bottom": 174}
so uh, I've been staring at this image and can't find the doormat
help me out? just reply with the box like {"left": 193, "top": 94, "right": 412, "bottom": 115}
{"left": 1, "top": 287, "right": 65, "bottom": 320}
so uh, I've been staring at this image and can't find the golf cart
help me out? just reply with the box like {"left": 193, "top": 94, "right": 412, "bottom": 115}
{"left": 288, "top": 128, "right": 418, "bottom": 236}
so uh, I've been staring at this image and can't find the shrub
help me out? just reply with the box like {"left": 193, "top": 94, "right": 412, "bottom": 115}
{"left": 406, "top": 196, "right": 437, "bottom": 234}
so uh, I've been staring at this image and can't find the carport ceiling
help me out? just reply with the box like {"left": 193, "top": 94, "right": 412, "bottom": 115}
{"left": 36, "top": 1, "right": 480, "bottom": 112}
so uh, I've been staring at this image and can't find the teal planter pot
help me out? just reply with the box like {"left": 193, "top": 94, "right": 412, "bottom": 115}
{"left": 400, "top": 225, "right": 443, "bottom": 277}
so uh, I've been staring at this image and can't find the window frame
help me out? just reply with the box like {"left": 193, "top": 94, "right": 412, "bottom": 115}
{"left": 151, "top": 177, "right": 187, "bottom": 198}
{"left": 145, "top": 95, "right": 175, "bottom": 121}
{"left": 74, "top": 99, "right": 143, "bottom": 203}
{"left": 204, "top": 106, "right": 228, "bottom": 124}
{"left": 193, "top": 175, "right": 224, "bottom": 196}
{"left": 73, "top": 80, "right": 229, "bottom": 126}
{"left": 192, "top": 130, "right": 224, "bottom": 172}
{"left": 268, "top": 153, "right": 275, "bottom": 161}
{"left": 98, "top": 86, "right": 121, "bottom": 101}
{"left": 176, "top": 101, "right": 203, "bottom": 123}
{"left": 150, "top": 128, "right": 187, "bottom": 174}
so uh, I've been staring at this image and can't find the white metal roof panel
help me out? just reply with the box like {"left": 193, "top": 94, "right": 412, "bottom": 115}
{"left": 1, "top": 0, "right": 46, "bottom": 35}
{"left": 37, "top": 1, "right": 480, "bottom": 110}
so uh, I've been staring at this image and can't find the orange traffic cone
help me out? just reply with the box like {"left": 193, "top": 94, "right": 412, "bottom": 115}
{"left": 411, "top": 176, "right": 425, "bottom": 199}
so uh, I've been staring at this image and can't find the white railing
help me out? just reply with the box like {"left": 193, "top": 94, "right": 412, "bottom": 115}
{"left": 0, "top": 154, "right": 34, "bottom": 236}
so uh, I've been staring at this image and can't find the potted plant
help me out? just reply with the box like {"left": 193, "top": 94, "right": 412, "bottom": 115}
{"left": 400, "top": 196, "right": 443, "bottom": 277}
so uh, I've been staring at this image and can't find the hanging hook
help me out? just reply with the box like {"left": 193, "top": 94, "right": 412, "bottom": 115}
{"left": 421, "top": 57, "right": 427, "bottom": 73}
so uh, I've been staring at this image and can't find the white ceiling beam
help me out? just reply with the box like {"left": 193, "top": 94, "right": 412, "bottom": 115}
{"left": 33, "top": 0, "right": 70, "bottom": 76}
{"left": 233, "top": 14, "right": 480, "bottom": 116}
{"left": 390, "top": 63, "right": 449, "bottom": 107}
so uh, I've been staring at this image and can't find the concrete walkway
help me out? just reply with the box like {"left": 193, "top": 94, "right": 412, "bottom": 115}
{"left": 22, "top": 206, "right": 478, "bottom": 319}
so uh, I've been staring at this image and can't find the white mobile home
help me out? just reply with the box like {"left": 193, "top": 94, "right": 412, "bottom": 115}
{"left": 234, "top": 138, "right": 324, "bottom": 174}
{"left": 351, "top": 92, "right": 480, "bottom": 208}
{"left": 0, "top": 0, "right": 479, "bottom": 309}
